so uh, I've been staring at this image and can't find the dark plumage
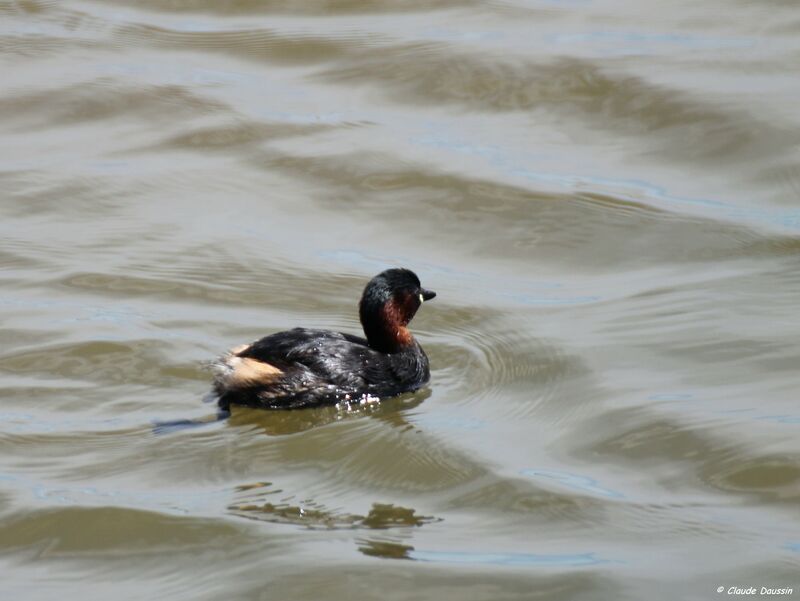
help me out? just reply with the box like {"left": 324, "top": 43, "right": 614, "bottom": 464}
{"left": 211, "top": 268, "right": 436, "bottom": 410}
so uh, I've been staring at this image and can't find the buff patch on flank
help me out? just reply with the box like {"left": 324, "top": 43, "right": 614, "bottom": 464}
{"left": 225, "top": 356, "right": 283, "bottom": 388}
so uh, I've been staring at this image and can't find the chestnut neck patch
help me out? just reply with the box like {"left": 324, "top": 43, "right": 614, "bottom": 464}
{"left": 372, "top": 294, "right": 416, "bottom": 351}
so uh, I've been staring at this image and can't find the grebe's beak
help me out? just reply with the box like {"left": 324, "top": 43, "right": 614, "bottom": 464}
{"left": 420, "top": 288, "right": 436, "bottom": 302}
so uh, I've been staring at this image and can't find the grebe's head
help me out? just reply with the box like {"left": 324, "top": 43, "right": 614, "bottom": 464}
{"left": 359, "top": 268, "right": 436, "bottom": 352}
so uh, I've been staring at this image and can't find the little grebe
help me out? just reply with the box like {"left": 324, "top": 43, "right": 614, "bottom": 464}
{"left": 211, "top": 268, "right": 436, "bottom": 410}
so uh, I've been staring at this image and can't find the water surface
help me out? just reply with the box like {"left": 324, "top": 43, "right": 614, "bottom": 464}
{"left": 1, "top": 0, "right": 799, "bottom": 599}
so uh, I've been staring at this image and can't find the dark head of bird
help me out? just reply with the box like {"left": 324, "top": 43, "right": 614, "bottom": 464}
{"left": 359, "top": 268, "right": 436, "bottom": 353}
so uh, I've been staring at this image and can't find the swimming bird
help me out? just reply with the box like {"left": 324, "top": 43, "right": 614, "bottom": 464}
{"left": 211, "top": 268, "right": 435, "bottom": 410}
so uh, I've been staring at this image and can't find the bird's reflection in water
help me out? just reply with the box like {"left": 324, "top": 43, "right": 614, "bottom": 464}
{"left": 227, "top": 391, "right": 435, "bottom": 559}
{"left": 230, "top": 481, "right": 439, "bottom": 532}
{"left": 357, "top": 539, "right": 415, "bottom": 560}
{"left": 227, "top": 390, "right": 429, "bottom": 437}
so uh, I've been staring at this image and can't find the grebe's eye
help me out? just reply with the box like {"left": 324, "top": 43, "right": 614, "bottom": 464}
{"left": 419, "top": 293, "right": 424, "bottom": 303}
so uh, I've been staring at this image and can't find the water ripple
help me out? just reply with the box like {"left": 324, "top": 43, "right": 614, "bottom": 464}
{"left": 409, "top": 549, "right": 617, "bottom": 567}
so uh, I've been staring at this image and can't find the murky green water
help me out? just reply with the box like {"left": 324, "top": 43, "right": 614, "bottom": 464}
{"left": 1, "top": 0, "right": 799, "bottom": 599}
